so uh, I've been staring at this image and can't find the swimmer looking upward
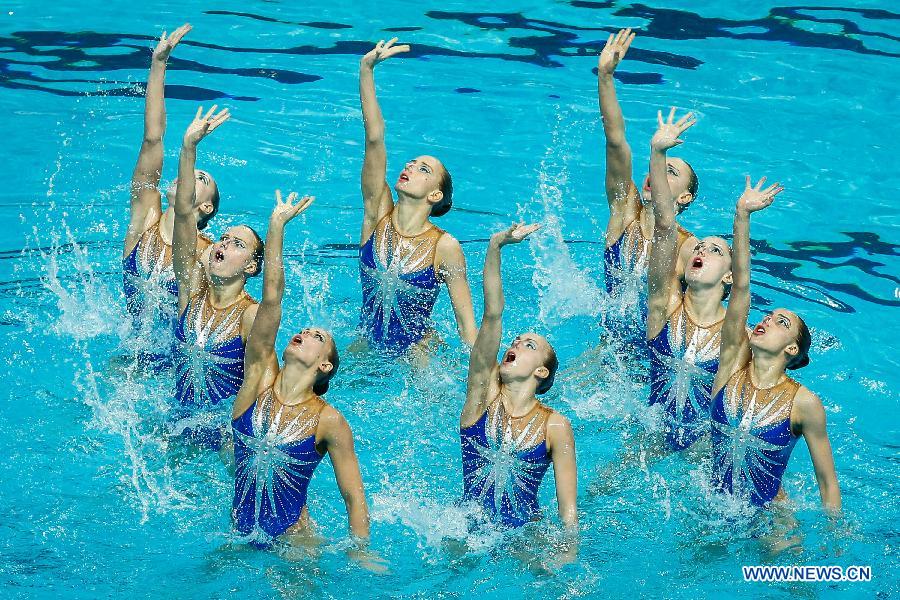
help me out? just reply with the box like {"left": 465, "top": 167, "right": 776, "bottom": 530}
{"left": 232, "top": 190, "right": 371, "bottom": 546}
{"left": 645, "top": 108, "right": 731, "bottom": 452}
{"left": 710, "top": 177, "right": 840, "bottom": 511}
{"left": 461, "top": 223, "right": 577, "bottom": 531}
{"left": 597, "top": 29, "right": 698, "bottom": 319}
{"left": 358, "top": 38, "right": 477, "bottom": 357}
{"left": 123, "top": 24, "right": 219, "bottom": 337}
{"left": 171, "top": 106, "right": 260, "bottom": 445}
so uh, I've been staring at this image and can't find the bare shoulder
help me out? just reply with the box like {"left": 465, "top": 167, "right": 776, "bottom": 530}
{"left": 318, "top": 404, "right": 352, "bottom": 439}
{"left": 792, "top": 384, "right": 826, "bottom": 428}
{"left": 436, "top": 231, "right": 464, "bottom": 257}
{"left": 546, "top": 410, "right": 575, "bottom": 449}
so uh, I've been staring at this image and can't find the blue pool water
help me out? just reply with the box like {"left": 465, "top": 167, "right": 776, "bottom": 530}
{"left": 2, "top": 0, "right": 898, "bottom": 597}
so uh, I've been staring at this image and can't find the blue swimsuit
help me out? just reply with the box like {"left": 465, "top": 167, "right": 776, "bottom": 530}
{"left": 123, "top": 224, "right": 209, "bottom": 366}
{"left": 710, "top": 367, "right": 801, "bottom": 506}
{"left": 232, "top": 387, "right": 326, "bottom": 543}
{"left": 359, "top": 212, "right": 444, "bottom": 357}
{"left": 460, "top": 398, "right": 553, "bottom": 528}
{"left": 172, "top": 280, "right": 256, "bottom": 444}
{"left": 648, "top": 303, "right": 723, "bottom": 450}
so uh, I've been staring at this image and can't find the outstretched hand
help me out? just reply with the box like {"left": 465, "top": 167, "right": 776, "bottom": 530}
{"left": 598, "top": 28, "right": 636, "bottom": 76}
{"left": 361, "top": 38, "right": 410, "bottom": 69}
{"left": 650, "top": 107, "right": 696, "bottom": 152}
{"left": 152, "top": 23, "right": 191, "bottom": 63}
{"left": 183, "top": 105, "right": 230, "bottom": 147}
{"left": 490, "top": 222, "right": 542, "bottom": 247}
{"left": 271, "top": 190, "right": 315, "bottom": 226}
{"left": 737, "top": 176, "right": 783, "bottom": 214}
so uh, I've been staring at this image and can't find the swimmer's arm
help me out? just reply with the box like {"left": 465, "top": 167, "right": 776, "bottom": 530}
{"left": 359, "top": 40, "right": 408, "bottom": 245}
{"left": 716, "top": 178, "right": 783, "bottom": 391}
{"left": 597, "top": 29, "right": 639, "bottom": 242}
{"left": 173, "top": 106, "right": 231, "bottom": 313}
{"left": 126, "top": 25, "right": 191, "bottom": 253}
{"left": 795, "top": 388, "right": 842, "bottom": 513}
{"left": 646, "top": 109, "right": 695, "bottom": 338}
{"left": 320, "top": 407, "right": 371, "bottom": 541}
{"left": 464, "top": 239, "right": 505, "bottom": 420}
{"left": 437, "top": 234, "right": 478, "bottom": 346}
{"left": 547, "top": 412, "right": 579, "bottom": 531}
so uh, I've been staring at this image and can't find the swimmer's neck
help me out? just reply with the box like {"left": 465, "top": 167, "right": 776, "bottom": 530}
{"left": 498, "top": 382, "right": 539, "bottom": 416}
{"left": 274, "top": 367, "right": 318, "bottom": 405}
{"left": 683, "top": 287, "right": 725, "bottom": 326}
{"left": 206, "top": 272, "right": 247, "bottom": 308}
{"left": 748, "top": 352, "right": 789, "bottom": 389}
{"left": 393, "top": 193, "right": 433, "bottom": 236}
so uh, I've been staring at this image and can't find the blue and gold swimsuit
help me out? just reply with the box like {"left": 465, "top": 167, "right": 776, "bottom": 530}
{"left": 172, "top": 279, "right": 256, "bottom": 445}
{"left": 710, "top": 367, "right": 801, "bottom": 506}
{"left": 460, "top": 398, "right": 553, "bottom": 528}
{"left": 647, "top": 302, "right": 723, "bottom": 450}
{"left": 232, "top": 387, "right": 326, "bottom": 544}
{"left": 123, "top": 223, "right": 209, "bottom": 365}
{"left": 359, "top": 211, "right": 445, "bottom": 356}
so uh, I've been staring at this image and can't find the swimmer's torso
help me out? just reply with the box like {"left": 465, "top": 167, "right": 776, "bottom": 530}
{"left": 232, "top": 387, "right": 327, "bottom": 541}
{"left": 173, "top": 279, "right": 256, "bottom": 412}
{"left": 710, "top": 366, "right": 801, "bottom": 506}
{"left": 359, "top": 210, "right": 444, "bottom": 356}
{"left": 648, "top": 302, "right": 722, "bottom": 450}
{"left": 460, "top": 397, "right": 553, "bottom": 528}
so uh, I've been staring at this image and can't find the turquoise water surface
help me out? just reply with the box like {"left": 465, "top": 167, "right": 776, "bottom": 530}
{"left": 1, "top": 0, "right": 898, "bottom": 598}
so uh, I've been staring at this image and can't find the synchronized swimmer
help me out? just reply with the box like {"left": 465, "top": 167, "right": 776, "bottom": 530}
{"left": 119, "top": 24, "right": 842, "bottom": 554}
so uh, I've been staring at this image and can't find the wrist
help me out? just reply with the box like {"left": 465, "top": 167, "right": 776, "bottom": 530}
{"left": 597, "top": 71, "right": 614, "bottom": 82}
{"left": 734, "top": 208, "right": 751, "bottom": 219}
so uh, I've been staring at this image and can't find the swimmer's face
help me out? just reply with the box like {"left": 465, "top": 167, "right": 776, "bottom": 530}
{"left": 499, "top": 332, "right": 552, "bottom": 390}
{"left": 208, "top": 225, "right": 259, "bottom": 279}
{"left": 283, "top": 327, "right": 335, "bottom": 374}
{"left": 641, "top": 157, "right": 695, "bottom": 209}
{"left": 750, "top": 308, "right": 801, "bottom": 360}
{"left": 166, "top": 170, "right": 217, "bottom": 212}
{"left": 684, "top": 236, "right": 732, "bottom": 291}
{"left": 394, "top": 155, "right": 445, "bottom": 205}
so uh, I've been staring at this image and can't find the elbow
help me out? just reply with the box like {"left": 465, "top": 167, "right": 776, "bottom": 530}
{"left": 364, "top": 126, "right": 385, "bottom": 145}
{"left": 142, "top": 134, "right": 162, "bottom": 147}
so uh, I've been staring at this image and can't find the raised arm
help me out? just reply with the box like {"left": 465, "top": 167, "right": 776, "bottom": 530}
{"left": 436, "top": 234, "right": 478, "bottom": 346}
{"left": 714, "top": 176, "right": 783, "bottom": 392}
{"left": 795, "top": 388, "right": 842, "bottom": 513}
{"left": 233, "top": 191, "right": 315, "bottom": 419}
{"left": 597, "top": 28, "right": 640, "bottom": 244}
{"left": 173, "top": 105, "right": 230, "bottom": 313}
{"left": 645, "top": 108, "right": 695, "bottom": 339}
{"left": 462, "top": 224, "right": 540, "bottom": 424}
{"left": 125, "top": 24, "right": 191, "bottom": 255}
{"left": 359, "top": 38, "right": 409, "bottom": 245}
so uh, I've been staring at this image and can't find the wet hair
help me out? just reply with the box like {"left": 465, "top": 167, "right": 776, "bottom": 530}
{"left": 675, "top": 161, "right": 699, "bottom": 215}
{"left": 245, "top": 225, "right": 264, "bottom": 278}
{"left": 313, "top": 337, "right": 340, "bottom": 395}
{"left": 430, "top": 163, "right": 453, "bottom": 217}
{"left": 536, "top": 343, "right": 559, "bottom": 395}
{"left": 787, "top": 315, "right": 812, "bottom": 370}
{"left": 197, "top": 179, "right": 220, "bottom": 230}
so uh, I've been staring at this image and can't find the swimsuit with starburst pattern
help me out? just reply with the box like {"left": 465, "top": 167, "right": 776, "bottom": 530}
{"left": 710, "top": 366, "right": 801, "bottom": 506}
{"left": 232, "top": 387, "right": 327, "bottom": 543}
{"left": 648, "top": 301, "right": 723, "bottom": 450}
{"left": 460, "top": 397, "right": 553, "bottom": 528}
{"left": 359, "top": 211, "right": 445, "bottom": 356}
{"left": 172, "top": 278, "right": 256, "bottom": 443}
{"left": 604, "top": 213, "right": 692, "bottom": 337}
{"left": 123, "top": 223, "right": 209, "bottom": 365}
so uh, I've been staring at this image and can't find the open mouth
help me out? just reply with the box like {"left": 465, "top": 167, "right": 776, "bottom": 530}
{"left": 691, "top": 257, "right": 704, "bottom": 269}
{"left": 398, "top": 173, "right": 409, "bottom": 183}
{"left": 752, "top": 325, "right": 766, "bottom": 336}
{"left": 291, "top": 334, "right": 303, "bottom": 345}
{"left": 503, "top": 351, "right": 516, "bottom": 364}
{"left": 214, "top": 248, "right": 225, "bottom": 262}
